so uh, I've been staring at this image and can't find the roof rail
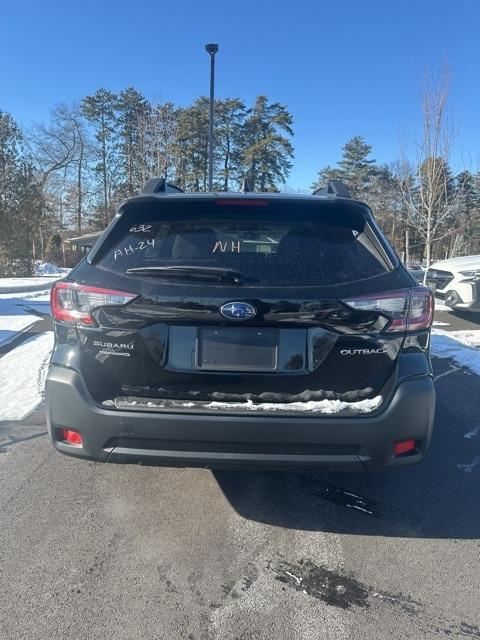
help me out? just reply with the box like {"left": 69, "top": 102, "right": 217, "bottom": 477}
{"left": 313, "top": 179, "right": 351, "bottom": 199}
{"left": 141, "top": 177, "right": 184, "bottom": 195}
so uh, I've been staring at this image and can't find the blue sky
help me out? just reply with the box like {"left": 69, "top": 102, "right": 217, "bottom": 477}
{"left": 1, "top": 0, "right": 479, "bottom": 189}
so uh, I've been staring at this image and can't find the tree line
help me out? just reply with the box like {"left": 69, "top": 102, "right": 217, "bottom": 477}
{"left": 312, "top": 136, "right": 480, "bottom": 266}
{"left": 312, "top": 67, "right": 480, "bottom": 267}
{"left": 0, "top": 69, "right": 479, "bottom": 275}
{"left": 0, "top": 90, "right": 293, "bottom": 274}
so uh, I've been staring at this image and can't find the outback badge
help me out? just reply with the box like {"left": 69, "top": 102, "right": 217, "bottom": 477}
{"left": 220, "top": 302, "right": 257, "bottom": 320}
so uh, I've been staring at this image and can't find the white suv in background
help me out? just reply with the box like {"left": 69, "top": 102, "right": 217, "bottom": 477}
{"left": 426, "top": 255, "right": 480, "bottom": 312}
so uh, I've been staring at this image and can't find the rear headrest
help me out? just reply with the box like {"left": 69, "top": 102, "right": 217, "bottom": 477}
{"left": 171, "top": 229, "right": 217, "bottom": 259}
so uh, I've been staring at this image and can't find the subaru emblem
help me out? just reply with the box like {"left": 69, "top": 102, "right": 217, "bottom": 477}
{"left": 220, "top": 302, "right": 257, "bottom": 320}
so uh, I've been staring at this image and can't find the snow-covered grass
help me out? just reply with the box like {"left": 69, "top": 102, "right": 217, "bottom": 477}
{"left": 34, "top": 261, "right": 70, "bottom": 276}
{"left": 0, "top": 263, "right": 69, "bottom": 294}
{"left": 0, "top": 276, "right": 60, "bottom": 291}
{"left": 0, "top": 332, "right": 53, "bottom": 421}
{"left": 0, "top": 289, "right": 51, "bottom": 346}
{"left": 0, "top": 289, "right": 53, "bottom": 421}
{"left": 431, "top": 329, "right": 480, "bottom": 375}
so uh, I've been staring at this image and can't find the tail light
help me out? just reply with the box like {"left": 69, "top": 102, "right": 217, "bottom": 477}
{"left": 61, "top": 428, "right": 83, "bottom": 446}
{"left": 50, "top": 282, "right": 137, "bottom": 326}
{"left": 394, "top": 439, "right": 416, "bottom": 456}
{"left": 407, "top": 287, "right": 434, "bottom": 331}
{"left": 342, "top": 287, "right": 433, "bottom": 333}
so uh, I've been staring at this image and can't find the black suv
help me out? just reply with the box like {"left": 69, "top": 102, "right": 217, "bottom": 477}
{"left": 46, "top": 179, "right": 435, "bottom": 471}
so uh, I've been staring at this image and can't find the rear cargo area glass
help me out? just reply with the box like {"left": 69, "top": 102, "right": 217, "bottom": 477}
{"left": 95, "top": 202, "right": 390, "bottom": 287}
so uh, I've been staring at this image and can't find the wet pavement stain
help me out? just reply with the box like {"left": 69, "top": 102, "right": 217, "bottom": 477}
{"left": 294, "top": 475, "right": 410, "bottom": 521}
{"left": 274, "top": 558, "right": 426, "bottom": 615}
{"left": 274, "top": 558, "right": 480, "bottom": 637}
{"left": 274, "top": 559, "right": 370, "bottom": 610}
{"left": 312, "top": 485, "right": 385, "bottom": 518}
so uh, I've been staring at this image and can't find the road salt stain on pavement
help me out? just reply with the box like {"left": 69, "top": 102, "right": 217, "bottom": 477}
{"left": 457, "top": 457, "right": 480, "bottom": 473}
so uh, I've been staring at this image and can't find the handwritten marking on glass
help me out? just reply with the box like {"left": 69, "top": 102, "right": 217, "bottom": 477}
{"left": 114, "top": 239, "right": 155, "bottom": 260}
{"left": 130, "top": 224, "right": 152, "bottom": 233}
{"left": 212, "top": 240, "right": 241, "bottom": 253}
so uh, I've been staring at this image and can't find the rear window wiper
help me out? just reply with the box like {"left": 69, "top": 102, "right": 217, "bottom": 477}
{"left": 125, "top": 265, "right": 256, "bottom": 285}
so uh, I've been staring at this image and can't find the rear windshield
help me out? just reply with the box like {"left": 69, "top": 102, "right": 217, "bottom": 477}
{"left": 95, "top": 201, "right": 391, "bottom": 287}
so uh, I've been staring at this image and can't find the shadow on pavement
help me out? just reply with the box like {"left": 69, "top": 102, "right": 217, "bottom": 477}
{"left": 449, "top": 309, "right": 480, "bottom": 326}
{"left": 214, "top": 362, "right": 480, "bottom": 539}
{"left": 435, "top": 307, "right": 480, "bottom": 330}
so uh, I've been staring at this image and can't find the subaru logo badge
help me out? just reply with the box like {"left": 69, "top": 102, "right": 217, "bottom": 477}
{"left": 220, "top": 302, "right": 257, "bottom": 320}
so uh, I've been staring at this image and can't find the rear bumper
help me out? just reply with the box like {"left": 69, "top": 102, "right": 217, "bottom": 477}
{"left": 45, "top": 365, "right": 435, "bottom": 472}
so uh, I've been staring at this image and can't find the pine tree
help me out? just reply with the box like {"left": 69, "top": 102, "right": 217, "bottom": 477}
{"left": 173, "top": 98, "right": 210, "bottom": 191}
{"left": 45, "top": 232, "right": 64, "bottom": 265}
{"left": 337, "top": 136, "right": 377, "bottom": 198}
{"left": 215, "top": 98, "right": 246, "bottom": 190}
{"left": 310, "top": 165, "right": 342, "bottom": 191}
{"left": 81, "top": 89, "right": 119, "bottom": 226}
{"left": 117, "top": 87, "right": 149, "bottom": 196}
{"left": 451, "top": 170, "right": 480, "bottom": 255}
{"left": 0, "top": 111, "right": 40, "bottom": 275}
{"left": 312, "top": 136, "right": 377, "bottom": 198}
{"left": 240, "top": 96, "right": 293, "bottom": 191}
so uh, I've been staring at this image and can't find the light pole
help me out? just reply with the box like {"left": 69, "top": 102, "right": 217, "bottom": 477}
{"left": 205, "top": 43, "right": 218, "bottom": 192}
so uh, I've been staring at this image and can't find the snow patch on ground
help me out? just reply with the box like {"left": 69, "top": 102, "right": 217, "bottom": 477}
{"left": 431, "top": 329, "right": 480, "bottom": 375}
{"left": 0, "top": 332, "right": 53, "bottom": 421}
{"left": 0, "top": 277, "right": 58, "bottom": 296}
{"left": 434, "top": 298, "right": 450, "bottom": 311}
{"left": 432, "top": 321, "right": 450, "bottom": 326}
{"left": 0, "top": 290, "right": 51, "bottom": 346}
{"left": 34, "top": 261, "right": 70, "bottom": 276}
{"left": 0, "top": 276, "right": 58, "bottom": 286}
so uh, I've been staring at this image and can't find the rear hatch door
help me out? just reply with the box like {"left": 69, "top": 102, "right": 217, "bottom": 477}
{"left": 72, "top": 196, "right": 413, "bottom": 413}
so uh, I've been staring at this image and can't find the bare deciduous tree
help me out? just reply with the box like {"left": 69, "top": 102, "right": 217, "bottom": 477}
{"left": 137, "top": 102, "right": 178, "bottom": 185}
{"left": 28, "top": 104, "right": 79, "bottom": 255}
{"left": 399, "top": 63, "right": 466, "bottom": 271}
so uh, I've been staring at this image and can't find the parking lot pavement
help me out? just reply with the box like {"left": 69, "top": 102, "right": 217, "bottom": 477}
{"left": 433, "top": 307, "right": 480, "bottom": 331}
{"left": 0, "top": 312, "right": 479, "bottom": 640}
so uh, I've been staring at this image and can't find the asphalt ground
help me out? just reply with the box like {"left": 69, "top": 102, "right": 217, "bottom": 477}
{"left": 0, "top": 307, "right": 479, "bottom": 640}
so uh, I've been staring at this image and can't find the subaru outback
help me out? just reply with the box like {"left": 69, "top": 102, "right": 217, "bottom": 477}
{"left": 46, "top": 178, "right": 435, "bottom": 471}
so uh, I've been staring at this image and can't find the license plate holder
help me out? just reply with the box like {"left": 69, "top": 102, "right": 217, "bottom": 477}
{"left": 198, "top": 327, "right": 278, "bottom": 371}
